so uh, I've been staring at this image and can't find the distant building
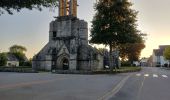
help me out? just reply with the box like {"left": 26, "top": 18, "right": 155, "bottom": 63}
{"left": 140, "top": 58, "right": 149, "bottom": 67}
{"left": 152, "top": 45, "right": 170, "bottom": 67}
{"left": 6, "top": 53, "right": 19, "bottom": 67}
{"left": 147, "top": 55, "right": 153, "bottom": 67}
{"left": 133, "top": 61, "right": 140, "bottom": 66}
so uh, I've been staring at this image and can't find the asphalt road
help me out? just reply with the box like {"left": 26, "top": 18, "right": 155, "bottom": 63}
{"left": 0, "top": 67, "right": 169, "bottom": 100}
{"left": 109, "top": 67, "right": 170, "bottom": 100}
{"left": 0, "top": 71, "right": 128, "bottom": 100}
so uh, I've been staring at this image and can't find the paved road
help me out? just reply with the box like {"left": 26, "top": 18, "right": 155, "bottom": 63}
{"left": 0, "top": 72, "right": 129, "bottom": 100}
{"left": 0, "top": 67, "right": 169, "bottom": 100}
{"left": 109, "top": 67, "right": 170, "bottom": 100}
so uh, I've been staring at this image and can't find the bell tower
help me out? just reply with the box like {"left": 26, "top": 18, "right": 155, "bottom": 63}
{"left": 59, "top": 0, "right": 77, "bottom": 17}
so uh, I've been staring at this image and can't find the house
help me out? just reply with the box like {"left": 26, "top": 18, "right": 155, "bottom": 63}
{"left": 152, "top": 45, "right": 170, "bottom": 67}
{"left": 140, "top": 58, "right": 149, "bottom": 67}
{"left": 147, "top": 55, "right": 153, "bottom": 67}
{"left": 133, "top": 61, "right": 140, "bottom": 66}
{"left": 6, "top": 53, "right": 19, "bottom": 67}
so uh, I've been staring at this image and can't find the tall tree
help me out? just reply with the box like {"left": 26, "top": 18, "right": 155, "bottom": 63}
{"left": 119, "top": 43, "right": 145, "bottom": 63}
{"left": 119, "top": 33, "right": 145, "bottom": 63}
{"left": 163, "top": 46, "right": 170, "bottom": 67}
{"left": 9, "top": 45, "right": 27, "bottom": 62}
{"left": 90, "top": 0, "right": 142, "bottom": 71}
{"left": 0, "top": 0, "right": 58, "bottom": 15}
{"left": 10, "top": 45, "right": 27, "bottom": 54}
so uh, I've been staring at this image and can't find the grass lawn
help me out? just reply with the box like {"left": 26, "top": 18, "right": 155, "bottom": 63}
{"left": 93, "top": 66, "right": 141, "bottom": 74}
{"left": 113, "top": 66, "right": 141, "bottom": 73}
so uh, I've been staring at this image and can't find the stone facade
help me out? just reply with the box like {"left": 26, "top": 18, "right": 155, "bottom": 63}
{"left": 32, "top": 16, "right": 103, "bottom": 71}
{"left": 32, "top": 0, "right": 104, "bottom": 71}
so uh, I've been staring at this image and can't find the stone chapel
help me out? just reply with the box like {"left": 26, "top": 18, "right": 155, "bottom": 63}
{"left": 32, "top": 0, "right": 104, "bottom": 71}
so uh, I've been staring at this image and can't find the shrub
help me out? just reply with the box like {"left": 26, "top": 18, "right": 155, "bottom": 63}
{"left": 164, "top": 63, "right": 168, "bottom": 67}
{"left": 121, "top": 61, "right": 131, "bottom": 67}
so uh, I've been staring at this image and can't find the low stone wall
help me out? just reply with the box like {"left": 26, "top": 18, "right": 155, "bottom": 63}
{"left": 52, "top": 70, "right": 93, "bottom": 74}
{"left": 0, "top": 67, "right": 36, "bottom": 73}
{"left": 52, "top": 67, "right": 141, "bottom": 74}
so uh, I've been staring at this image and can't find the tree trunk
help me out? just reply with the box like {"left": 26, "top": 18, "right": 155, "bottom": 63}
{"left": 109, "top": 44, "right": 114, "bottom": 72}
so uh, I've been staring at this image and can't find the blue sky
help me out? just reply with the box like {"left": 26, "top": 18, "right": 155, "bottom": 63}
{"left": 0, "top": 0, "right": 170, "bottom": 58}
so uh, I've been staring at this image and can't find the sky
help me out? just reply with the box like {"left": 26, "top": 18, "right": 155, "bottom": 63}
{"left": 0, "top": 0, "right": 170, "bottom": 59}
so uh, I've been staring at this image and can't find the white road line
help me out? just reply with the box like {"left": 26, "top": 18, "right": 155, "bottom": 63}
{"left": 153, "top": 74, "right": 158, "bottom": 78}
{"left": 162, "top": 75, "right": 168, "bottom": 78}
{"left": 136, "top": 74, "right": 141, "bottom": 76}
{"left": 97, "top": 74, "right": 132, "bottom": 100}
{"left": 144, "top": 74, "right": 149, "bottom": 77}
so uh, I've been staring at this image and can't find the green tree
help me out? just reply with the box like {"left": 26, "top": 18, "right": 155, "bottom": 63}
{"left": 90, "top": 0, "right": 142, "bottom": 71}
{"left": 119, "top": 43, "right": 145, "bottom": 64}
{"left": 0, "top": 53, "right": 7, "bottom": 66}
{"left": 9, "top": 45, "right": 27, "bottom": 64}
{"left": 0, "top": 0, "right": 58, "bottom": 15}
{"left": 10, "top": 45, "right": 27, "bottom": 54}
{"left": 163, "top": 46, "right": 170, "bottom": 67}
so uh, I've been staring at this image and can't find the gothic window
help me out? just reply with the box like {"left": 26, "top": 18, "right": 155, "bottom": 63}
{"left": 53, "top": 31, "right": 57, "bottom": 38}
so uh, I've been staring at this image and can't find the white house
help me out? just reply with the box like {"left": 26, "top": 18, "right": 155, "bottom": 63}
{"left": 140, "top": 58, "right": 149, "bottom": 67}
{"left": 152, "top": 45, "right": 170, "bottom": 67}
{"left": 6, "top": 53, "right": 19, "bottom": 67}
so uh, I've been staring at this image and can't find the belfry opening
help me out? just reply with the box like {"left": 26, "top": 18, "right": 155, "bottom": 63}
{"left": 59, "top": 0, "right": 77, "bottom": 17}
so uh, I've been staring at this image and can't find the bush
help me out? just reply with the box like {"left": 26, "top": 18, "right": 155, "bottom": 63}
{"left": 164, "top": 63, "right": 168, "bottom": 67}
{"left": 156, "top": 64, "right": 161, "bottom": 67}
{"left": 0, "top": 53, "right": 7, "bottom": 66}
{"left": 121, "top": 61, "right": 131, "bottom": 67}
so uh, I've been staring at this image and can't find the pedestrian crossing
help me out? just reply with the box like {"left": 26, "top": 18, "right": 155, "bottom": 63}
{"left": 153, "top": 74, "right": 158, "bottom": 78}
{"left": 135, "top": 73, "right": 168, "bottom": 78}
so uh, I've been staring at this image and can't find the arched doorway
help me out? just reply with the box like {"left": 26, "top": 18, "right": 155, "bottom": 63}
{"left": 62, "top": 58, "right": 69, "bottom": 70}
{"left": 56, "top": 54, "right": 69, "bottom": 70}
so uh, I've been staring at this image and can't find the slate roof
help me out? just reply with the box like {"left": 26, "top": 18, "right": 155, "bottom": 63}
{"left": 159, "top": 45, "right": 170, "bottom": 55}
{"left": 6, "top": 53, "right": 19, "bottom": 61}
{"left": 153, "top": 45, "right": 170, "bottom": 56}
{"left": 153, "top": 49, "right": 161, "bottom": 56}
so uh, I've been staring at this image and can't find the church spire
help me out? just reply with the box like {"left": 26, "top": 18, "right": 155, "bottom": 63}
{"left": 59, "top": 0, "right": 77, "bottom": 17}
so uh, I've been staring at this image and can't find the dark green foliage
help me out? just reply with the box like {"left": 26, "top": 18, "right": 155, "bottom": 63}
{"left": 90, "top": 0, "right": 140, "bottom": 46}
{"left": 0, "top": 53, "right": 7, "bottom": 66}
{"left": 12, "top": 52, "right": 26, "bottom": 61}
{"left": 0, "top": 0, "right": 58, "bottom": 15}
{"left": 10, "top": 45, "right": 27, "bottom": 54}
{"left": 90, "top": 0, "right": 143, "bottom": 70}
{"left": 119, "top": 43, "right": 145, "bottom": 63}
{"left": 163, "top": 46, "right": 170, "bottom": 60}
{"left": 9, "top": 45, "right": 28, "bottom": 65}
{"left": 121, "top": 61, "right": 131, "bottom": 67}
{"left": 19, "top": 59, "right": 32, "bottom": 66}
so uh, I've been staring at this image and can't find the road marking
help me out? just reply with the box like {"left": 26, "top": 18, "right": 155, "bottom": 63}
{"left": 153, "top": 74, "right": 158, "bottom": 78}
{"left": 136, "top": 73, "right": 168, "bottom": 78}
{"left": 144, "top": 74, "right": 149, "bottom": 77}
{"left": 162, "top": 75, "right": 168, "bottom": 78}
{"left": 136, "top": 74, "right": 141, "bottom": 76}
{"left": 137, "top": 75, "right": 146, "bottom": 100}
{"left": 97, "top": 74, "right": 132, "bottom": 100}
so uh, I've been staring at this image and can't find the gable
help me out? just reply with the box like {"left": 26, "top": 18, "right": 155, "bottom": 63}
{"left": 57, "top": 44, "right": 69, "bottom": 56}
